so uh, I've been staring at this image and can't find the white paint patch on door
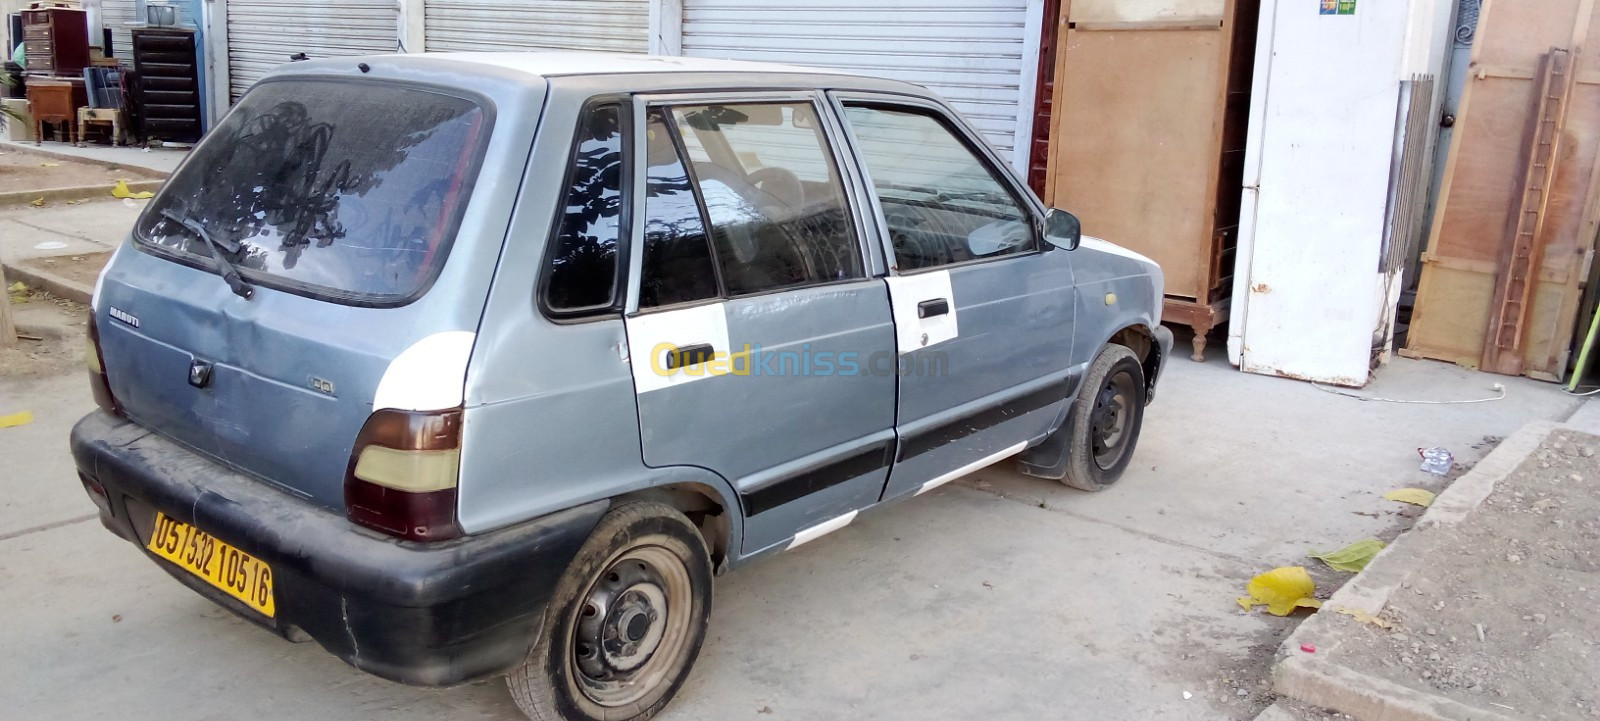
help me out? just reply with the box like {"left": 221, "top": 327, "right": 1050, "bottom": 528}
{"left": 373, "top": 331, "right": 477, "bottom": 411}
{"left": 885, "top": 270, "right": 958, "bottom": 355}
{"left": 624, "top": 302, "right": 731, "bottom": 394}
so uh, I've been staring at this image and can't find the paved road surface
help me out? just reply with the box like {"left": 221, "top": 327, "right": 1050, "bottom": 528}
{"left": 0, "top": 326, "right": 1579, "bottom": 721}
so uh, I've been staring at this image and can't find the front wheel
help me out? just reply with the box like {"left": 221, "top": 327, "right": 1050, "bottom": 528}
{"left": 507, "top": 502, "right": 713, "bottom": 721}
{"left": 1061, "top": 344, "right": 1147, "bottom": 491}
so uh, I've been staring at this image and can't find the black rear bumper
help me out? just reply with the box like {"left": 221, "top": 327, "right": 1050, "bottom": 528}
{"left": 70, "top": 410, "right": 607, "bottom": 687}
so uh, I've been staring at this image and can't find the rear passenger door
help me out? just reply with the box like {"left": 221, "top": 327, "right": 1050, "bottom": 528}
{"left": 622, "top": 93, "right": 897, "bottom": 553}
{"left": 833, "top": 95, "right": 1078, "bottom": 502}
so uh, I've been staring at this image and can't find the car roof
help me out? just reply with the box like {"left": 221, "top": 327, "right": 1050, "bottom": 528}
{"left": 420, "top": 51, "right": 849, "bottom": 79}
{"left": 285, "top": 51, "right": 926, "bottom": 96}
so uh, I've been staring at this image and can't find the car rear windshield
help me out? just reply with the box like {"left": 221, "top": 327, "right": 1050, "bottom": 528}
{"left": 135, "top": 79, "right": 490, "bottom": 304}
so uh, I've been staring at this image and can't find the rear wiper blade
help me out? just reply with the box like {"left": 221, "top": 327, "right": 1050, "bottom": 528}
{"left": 160, "top": 209, "right": 255, "bottom": 300}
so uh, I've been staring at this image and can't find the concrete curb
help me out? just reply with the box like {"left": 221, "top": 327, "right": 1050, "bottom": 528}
{"left": 1270, "top": 420, "right": 1562, "bottom": 721}
{"left": 2, "top": 259, "right": 92, "bottom": 304}
{"left": 0, "top": 179, "right": 165, "bottom": 208}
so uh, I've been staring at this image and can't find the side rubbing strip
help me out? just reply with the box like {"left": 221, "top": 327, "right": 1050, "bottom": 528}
{"left": 741, "top": 440, "right": 895, "bottom": 517}
{"left": 786, "top": 511, "right": 858, "bottom": 550}
{"left": 899, "top": 377, "right": 1075, "bottom": 461}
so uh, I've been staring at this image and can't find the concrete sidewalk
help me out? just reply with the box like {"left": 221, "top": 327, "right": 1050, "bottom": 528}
{"left": 1, "top": 138, "right": 188, "bottom": 175}
{"left": 0, "top": 197, "right": 144, "bottom": 302}
{"left": 0, "top": 139, "right": 179, "bottom": 300}
{"left": 1268, "top": 416, "right": 1600, "bottom": 721}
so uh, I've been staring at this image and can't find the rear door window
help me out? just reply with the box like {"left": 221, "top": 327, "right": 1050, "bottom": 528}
{"left": 135, "top": 79, "right": 490, "bottom": 305}
{"left": 639, "top": 109, "right": 720, "bottom": 309}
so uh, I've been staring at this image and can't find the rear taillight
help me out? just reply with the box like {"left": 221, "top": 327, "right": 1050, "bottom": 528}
{"left": 86, "top": 313, "right": 121, "bottom": 415}
{"left": 344, "top": 407, "right": 463, "bottom": 542}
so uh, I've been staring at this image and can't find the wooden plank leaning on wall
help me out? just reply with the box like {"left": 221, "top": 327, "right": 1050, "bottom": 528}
{"left": 1404, "top": 0, "right": 1600, "bottom": 380}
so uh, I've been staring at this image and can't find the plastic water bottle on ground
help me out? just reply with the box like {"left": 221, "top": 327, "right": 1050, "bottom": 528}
{"left": 1419, "top": 447, "right": 1454, "bottom": 475}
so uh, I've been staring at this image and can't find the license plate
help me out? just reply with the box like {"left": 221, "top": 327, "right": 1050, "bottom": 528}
{"left": 146, "top": 512, "right": 276, "bottom": 618}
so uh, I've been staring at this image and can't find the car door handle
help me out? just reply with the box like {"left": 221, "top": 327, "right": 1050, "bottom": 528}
{"left": 665, "top": 343, "right": 716, "bottom": 370}
{"left": 918, "top": 299, "right": 950, "bottom": 319}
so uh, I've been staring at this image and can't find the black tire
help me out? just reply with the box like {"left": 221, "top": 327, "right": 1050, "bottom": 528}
{"left": 1061, "top": 344, "right": 1147, "bottom": 492}
{"left": 507, "top": 502, "right": 713, "bottom": 721}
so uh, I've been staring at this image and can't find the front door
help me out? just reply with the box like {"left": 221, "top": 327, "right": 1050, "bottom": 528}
{"left": 623, "top": 95, "right": 897, "bottom": 553}
{"left": 834, "top": 96, "right": 1079, "bottom": 501}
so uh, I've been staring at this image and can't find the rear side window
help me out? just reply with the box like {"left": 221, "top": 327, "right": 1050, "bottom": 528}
{"left": 135, "top": 80, "right": 490, "bottom": 304}
{"left": 543, "top": 103, "right": 626, "bottom": 315}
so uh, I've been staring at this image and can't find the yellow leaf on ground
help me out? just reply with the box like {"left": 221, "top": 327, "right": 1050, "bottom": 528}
{"left": 1238, "top": 566, "right": 1323, "bottom": 616}
{"left": 1334, "top": 606, "right": 1393, "bottom": 629}
{"left": 28, "top": 197, "right": 44, "bottom": 207}
{"left": 0, "top": 411, "right": 34, "bottom": 429}
{"left": 1308, "top": 538, "right": 1386, "bottom": 572}
{"left": 111, "top": 180, "right": 154, "bottom": 200}
{"left": 7, "top": 282, "right": 23, "bottom": 293}
{"left": 1384, "top": 488, "right": 1436, "bottom": 507}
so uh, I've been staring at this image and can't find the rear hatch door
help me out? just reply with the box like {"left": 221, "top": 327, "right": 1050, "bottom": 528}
{"left": 96, "top": 77, "right": 495, "bottom": 512}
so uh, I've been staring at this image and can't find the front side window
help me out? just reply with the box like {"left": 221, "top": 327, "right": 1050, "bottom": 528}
{"left": 670, "top": 102, "right": 862, "bottom": 295}
{"left": 136, "top": 79, "right": 489, "bottom": 303}
{"left": 843, "top": 104, "right": 1036, "bottom": 272}
{"left": 544, "top": 103, "right": 625, "bottom": 315}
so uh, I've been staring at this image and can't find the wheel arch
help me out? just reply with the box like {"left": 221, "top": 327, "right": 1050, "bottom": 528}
{"left": 612, "top": 471, "right": 739, "bottom": 574}
{"left": 1105, "top": 324, "right": 1164, "bottom": 399}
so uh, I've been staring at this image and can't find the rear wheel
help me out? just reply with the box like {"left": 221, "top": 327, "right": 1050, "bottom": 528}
{"left": 1062, "top": 344, "right": 1146, "bottom": 491}
{"left": 507, "top": 502, "right": 712, "bottom": 721}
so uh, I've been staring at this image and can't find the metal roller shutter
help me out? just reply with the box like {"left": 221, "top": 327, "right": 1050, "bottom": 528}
{"left": 100, "top": 0, "right": 137, "bottom": 66}
{"left": 226, "top": 0, "right": 398, "bottom": 101}
{"left": 681, "top": 0, "right": 1033, "bottom": 160}
{"left": 423, "top": 0, "right": 648, "bottom": 53}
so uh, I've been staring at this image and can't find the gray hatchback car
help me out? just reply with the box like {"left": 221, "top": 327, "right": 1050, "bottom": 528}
{"left": 71, "top": 52, "right": 1172, "bottom": 721}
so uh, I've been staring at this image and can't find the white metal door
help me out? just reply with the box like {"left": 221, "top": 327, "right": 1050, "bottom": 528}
{"left": 679, "top": 0, "right": 1038, "bottom": 165}
{"left": 423, "top": 0, "right": 647, "bottom": 53}
{"left": 225, "top": 0, "right": 398, "bottom": 101}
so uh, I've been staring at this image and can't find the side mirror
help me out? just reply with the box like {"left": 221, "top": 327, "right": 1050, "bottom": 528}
{"left": 1044, "top": 208, "right": 1082, "bottom": 251}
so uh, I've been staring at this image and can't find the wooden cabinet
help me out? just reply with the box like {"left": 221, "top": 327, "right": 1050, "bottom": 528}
{"left": 22, "top": 7, "right": 90, "bottom": 77}
{"left": 132, "top": 28, "right": 202, "bottom": 144}
{"left": 1044, "top": 0, "right": 1259, "bottom": 361}
{"left": 27, "top": 78, "right": 87, "bottom": 144}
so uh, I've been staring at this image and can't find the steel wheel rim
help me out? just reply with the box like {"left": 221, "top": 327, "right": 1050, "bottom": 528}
{"left": 1090, "top": 369, "right": 1137, "bottom": 470}
{"left": 570, "top": 545, "right": 693, "bottom": 708}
